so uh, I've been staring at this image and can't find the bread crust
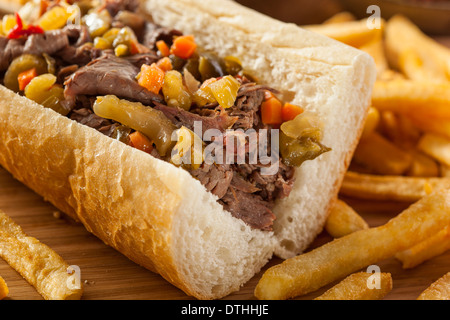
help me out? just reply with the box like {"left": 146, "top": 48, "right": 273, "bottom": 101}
{"left": 0, "top": 0, "right": 376, "bottom": 299}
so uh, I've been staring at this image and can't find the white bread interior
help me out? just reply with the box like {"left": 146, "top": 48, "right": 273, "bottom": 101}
{"left": 142, "top": 0, "right": 376, "bottom": 259}
{"left": 0, "top": 0, "right": 376, "bottom": 299}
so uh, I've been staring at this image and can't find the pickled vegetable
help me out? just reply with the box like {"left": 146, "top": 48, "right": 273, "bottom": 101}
{"left": 112, "top": 27, "right": 137, "bottom": 48}
{"left": 184, "top": 58, "right": 201, "bottom": 81}
{"left": 114, "top": 44, "right": 129, "bottom": 57}
{"left": 94, "top": 36, "right": 112, "bottom": 50}
{"left": 223, "top": 56, "right": 242, "bottom": 76}
{"left": 279, "top": 112, "right": 330, "bottom": 166}
{"left": 37, "top": 6, "right": 70, "bottom": 31}
{"left": 208, "top": 75, "right": 240, "bottom": 109}
{"left": 169, "top": 54, "right": 187, "bottom": 71}
{"left": 43, "top": 53, "right": 56, "bottom": 75}
{"left": 102, "top": 28, "right": 120, "bottom": 43}
{"left": 192, "top": 78, "right": 217, "bottom": 107}
{"left": 171, "top": 126, "right": 204, "bottom": 170}
{"left": 24, "top": 73, "right": 69, "bottom": 115}
{"left": 93, "top": 95, "right": 177, "bottom": 156}
{"left": 4, "top": 54, "right": 48, "bottom": 92}
{"left": 82, "top": 10, "right": 111, "bottom": 38}
{"left": 198, "top": 53, "right": 225, "bottom": 82}
{"left": 111, "top": 125, "right": 132, "bottom": 144}
{"left": 2, "top": 14, "right": 16, "bottom": 35}
{"left": 162, "top": 70, "right": 192, "bottom": 110}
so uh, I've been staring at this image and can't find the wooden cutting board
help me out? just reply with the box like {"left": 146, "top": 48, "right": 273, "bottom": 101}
{"left": 1, "top": 165, "right": 449, "bottom": 300}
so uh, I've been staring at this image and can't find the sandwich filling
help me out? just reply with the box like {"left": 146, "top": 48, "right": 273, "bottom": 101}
{"left": 0, "top": 0, "right": 330, "bottom": 231}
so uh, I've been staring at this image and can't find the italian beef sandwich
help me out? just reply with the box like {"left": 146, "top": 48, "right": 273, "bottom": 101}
{"left": 0, "top": 0, "right": 376, "bottom": 299}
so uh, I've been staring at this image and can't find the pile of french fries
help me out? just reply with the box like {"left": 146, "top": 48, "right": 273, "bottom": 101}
{"left": 255, "top": 12, "right": 450, "bottom": 300}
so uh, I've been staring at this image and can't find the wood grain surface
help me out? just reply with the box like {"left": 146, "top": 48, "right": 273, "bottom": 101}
{"left": 1, "top": 165, "right": 449, "bottom": 300}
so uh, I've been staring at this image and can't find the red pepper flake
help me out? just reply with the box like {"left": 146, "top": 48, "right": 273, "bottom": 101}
{"left": 7, "top": 12, "right": 44, "bottom": 40}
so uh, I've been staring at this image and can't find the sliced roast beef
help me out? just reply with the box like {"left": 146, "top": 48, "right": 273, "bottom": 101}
{"left": 141, "top": 22, "right": 182, "bottom": 49}
{"left": 0, "top": 30, "right": 68, "bottom": 71}
{"left": 64, "top": 52, "right": 163, "bottom": 108}
{"left": 220, "top": 188, "right": 276, "bottom": 231}
{"left": 153, "top": 102, "right": 237, "bottom": 135}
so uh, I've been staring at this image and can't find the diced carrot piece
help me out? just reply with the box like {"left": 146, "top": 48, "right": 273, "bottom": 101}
{"left": 261, "top": 97, "right": 283, "bottom": 125}
{"left": 170, "top": 35, "right": 197, "bottom": 59}
{"left": 281, "top": 102, "right": 304, "bottom": 122}
{"left": 129, "top": 131, "right": 153, "bottom": 154}
{"left": 129, "top": 40, "right": 140, "bottom": 55}
{"left": 137, "top": 63, "right": 165, "bottom": 94}
{"left": 17, "top": 68, "right": 38, "bottom": 91}
{"left": 156, "top": 40, "right": 170, "bottom": 57}
{"left": 156, "top": 57, "right": 173, "bottom": 72}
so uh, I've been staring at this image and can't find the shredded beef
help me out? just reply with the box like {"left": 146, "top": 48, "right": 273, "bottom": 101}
{"left": 64, "top": 52, "right": 163, "bottom": 109}
{"left": 153, "top": 102, "right": 237, "bottom": 135}
{"left": 141, "top": 22, "right": 182, "bottom": 49}
{"left": 0, "top": 30, "right": 68, "bottom": 71}
{"left": 220, "top": 189, "right": 275, "bottom": 231}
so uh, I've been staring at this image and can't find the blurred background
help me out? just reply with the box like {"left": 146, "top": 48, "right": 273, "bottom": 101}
{"left": 236, "top": 0, "right": 450, "bottom": 35}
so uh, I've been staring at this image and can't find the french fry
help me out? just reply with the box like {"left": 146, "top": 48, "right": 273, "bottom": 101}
{"left": 417, "top": 272, "right": 450, "bottom": 300}
{"left": 325, "top": 199, "right": 369, "bottom": 238}
{"left": 323, "top": 11, "right": 356, "bottom": 24}
{"left": 304, "top": 19, "right": 383, "bottom": 48}
{"left": 340, "top": 171, "right": 450, "bottom": 202}
{"left": 398, "top": 49, "right": 448, "bottom": 83}
{"left": 254, "top": 190, "right": 450, "bottom": 300}
{"left": 378, "top": 111, "right": 421, "bottom": 151}
{"left": 371, "top": 80, "right": 450, "bottom": 120}
{"left": 0, "top": 210, "right": 83, "bottom": 300}
{"left": 0, "top": 275, "right": 8, "bottom": 300}
{"left": 314, "top": 272, "right": 392, "bottom": 300}
{"left": 406, "top": 112, "right": 450, "bottom": 141}
{"left": 353, "top": 132, "right": 412, "bottom": 175}
{"left": 360, "top": 107, "right": 380, "bottom": 140}
{"left": 385, "top": 15, "right": 450, "bottom": 82}
{"left": 396, "top": 226, "right": 450, "bottom": 269}
{"left": 406, "top": 152, "right": 439, "bottom": 178}
{"left": 417, "top": 133, "right": 450, "bottom": 167}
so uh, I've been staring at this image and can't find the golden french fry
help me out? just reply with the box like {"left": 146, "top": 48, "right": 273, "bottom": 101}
{"left": 0, "top": 210, "right": 83, "bottom": 300}
{"left": 406, "top": 112, "right": 450, "bottom": 141}
{"left": 417, "top": 272, "right": 450, "bottom": 300}
{"left": 378, "top": 111, "right": 421, "bottom": 151}
{"left": 371, "top": 80, "right": 450, "bottom": 120}
{"left": 340, "top": 171, "right": 450, "bottom": 202}
{"left": 0, "top": 276, "right": 8, "bottom": 300}
{"left": 325, "top": 199, "right": 369, "bottom": 238}
{"left": 360, "top": 107, "right": 380, "bottom": 139}
{"left": 314, "top": 272, "right": 392, "bottom": 300}
{"left": 396, "top": 226, "right": 450, "bottom": 269}
{"left": 385, "top": 15, "right": 450, "bottom": 82}
{"left": 304, "top": 19, "right": 384, "bottom": 48}
{"left": 323, "top": 11, "right": 356, "bottom": 24}
{"left": 254, "top": 190, "right": 450, "bottom": 300}
{"left": 353, "top": 132, "right": 412, "bottom": 175}
{"left": 440, "top": 163, "right": 450, "bottom": 178}
{"left": 398, "top": 49, "right": 448, "bottom": 83}
{"left": 406, "top": 152, "right": 439, "bottom": 178}
{"left": 417, "top": 133, "right": 450, "bottom": 167}
{"left": 378, "top": 69, "right": 406, "bottom": 82}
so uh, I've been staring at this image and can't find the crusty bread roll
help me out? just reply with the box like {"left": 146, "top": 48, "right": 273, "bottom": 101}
{"left": 0, "top": 0, "right": 376, "bottom": 299}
